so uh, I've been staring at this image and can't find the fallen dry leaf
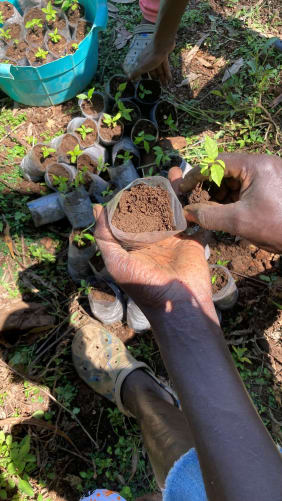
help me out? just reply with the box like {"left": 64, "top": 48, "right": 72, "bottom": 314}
{"left": 184, "top": 33, "right": 209, "bottom": 66}
{"left": 176, "top": 72, "right": 200, "bottom": 87}
{"left": 197, "top": 56, "right": 213, "bottom": 67}
{"left": 114, "top": 24, "right": 133, "bottom": 49}
{"left": 222, "top": 57, "right": 244, "bottom": 82}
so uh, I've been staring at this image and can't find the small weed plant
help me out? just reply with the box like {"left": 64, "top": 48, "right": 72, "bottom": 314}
{"left": 0, "top": 28, "right": 11, "bottom": 41}
{"left": 67, "top": 144, "right": 82, "bottom": 163}
{"left": 35, "top": 48, "right": 49, "bottom": 60}
{"left": 41, "top": 146, "right": 56, "bottom": 158}
{"left": 134, "top": 131, "right": 155, "bottom": 153}
{"left": 138, "top": 83, "right": 152, "bottom": 100}
{"left": 153, "top": 146, "right": 171, "bottom": 167}
{"left": 72, "top": 166, "right": 87, "bottom": 189}
{"left": 97, "top": 156, "right": 109, "bottom": 173}
{"left": 117, "top": 151, "right": 133, "bottom": 163}
{"left": 52, "top": 175, "right": 69, "bottom": 192}
{"left": 76, "top": 124, "right": 94, "bottom": 140}
{"left": 114, "top": 82, "right": 127, "bottom": 102}
{"left": 42, "top": 1, "right": 57, "bottom": 22}
{"left": 164, "top": 113, "right": 177, "bottom": 132}
{"left": 49, "top": 28, "right": 61, "bottom": 43}
{"left": 25, "top": 18, "right": 43, "bottom": 30}
{"left": 101, "top": 186, "right": 113, "bottom": 197}
{"left": 71, "top": 42, "right": 78, "bottom": 50}
{"left": 77, "top": 87, "right": 94, "bottom": 101}
{"left": 116, "top": 100, "right": 133, "bottom": 121}
{"left": 62, "top": 0, "right": 79, "bottom": 11}
{"left": 200, "top": 136, "right": 226, "bottom": 187}
{"left": 103, "top": 112, "right": 121, "bottom": 128}
{"left": 0, "top": 13, "right": 4, "bottom": 24}
{"left": 73, "top": 225, "right": 95, "bottom": 247}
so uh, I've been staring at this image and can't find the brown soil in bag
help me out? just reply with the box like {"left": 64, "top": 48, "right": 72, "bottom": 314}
{"left": 48, "top": 163, "right": 72, "bottom": 183}
{"left": 75, "top": 19, "right": 91, "bottom": 41}
{"left": 75, "top": 119, "right": 98, "bottom": 147}
{"left": 26, "top": 47, "right": 51, "bottom": 66}
{"left": 6, "top": 40, "right": 27, "bottom": 61}
{"left": 47, "top": 16, "right": 67, "bottom": 31}
{"left": 132, "top": 120, "right": 157, "bottom": 142}
{"left": 100, "top": 116, "right": 123, "bottom": 143}
{"left": 81, "top": 93, "right": 104, "bottom": 116}
{"left": 66, "top": 4, "right": 85, "bottom": 24}
{"left": 187, "top": 182, "right": 211, "bottom": 204}
{"left": 58, "top": 134, "right": 79, "bottom": 156}
{"left": 77, "top": 153, "right": 98, "bottom": 173}
{"left": 211, "top": 270, "right": 228, "bottom": 294}
{"left": 47, "top": 34, "right": 67, "bottom": 57}
{"left": 33, "top": 145, "right": 57, "bottom": 169}
{"left": 112, "top": 184, "right": 175, "bottom": 233}
{"left": 66, "top": 40, "right": 79, "bottom": 54}
{"left": 109, "top": 76, "right": 135, "bottom": 98}
{"left": 4, "top": 22, "right": 21, "bottom": 39}
{"left": 89, "top": 283, "right": 116, "bottom": 303}
{"left": 0, "top": 2, "right": 15, "bottom": 22}
{"left": 24, "top": 7, "right": 45, "bottom": 24}
{"left": 26, "top": 26, "right": 44, "bottom": 44}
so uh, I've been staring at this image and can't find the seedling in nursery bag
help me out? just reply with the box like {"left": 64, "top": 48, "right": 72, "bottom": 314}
{"left": 200, "top": 136, "right": 226, "bottom": 187}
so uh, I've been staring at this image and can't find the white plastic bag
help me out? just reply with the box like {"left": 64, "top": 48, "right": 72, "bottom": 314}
{"left": 88, "top": 280, "right": 124, "bottom": 325}
{"left": 127, "top": 297, "right": 150, "bottom": 333}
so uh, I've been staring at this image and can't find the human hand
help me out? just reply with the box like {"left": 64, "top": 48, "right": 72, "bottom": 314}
{"left": 93, "top": 179, "right": 214, "bottom": 322}
{"left": 180, "top": 153, "right": 282, "bottom": 253}
{"left": 123, "top": 38, "right": 175, "bottom": 86}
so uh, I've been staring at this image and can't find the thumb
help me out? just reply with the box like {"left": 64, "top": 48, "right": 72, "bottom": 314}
{"left": 93, "top": 204, "right": 128, "bottom": 281}
{"left": 185, "top": 201, "right": 241, "bottom": 235}
{"left": 168, "top": 166, "right": 183, "bottom": 195}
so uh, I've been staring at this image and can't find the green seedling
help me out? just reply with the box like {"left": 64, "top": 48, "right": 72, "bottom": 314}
{"left": 0, "top": 13, "right": 4, "bottom": 24}
{"left": 0, "top": 28, "right": 11, "bottom": 41}
{"left": 211, "top": 274, "right": 217, "bottom": 284}
{"left": 52, "top": 175, "right": 69, "bottom": 192}
{"left": 72, "top": 42, "right": 78, "bottom": 50}
{"left": 76, "top": 124, "right": 94, "bottom": 140}
{"left": 117, "top": 151, "right": 133, "bottom": 163}
{"left": 103, "top": 112, "right": 121, "bottom": 128}
{"left": 216, "top": 259, "right": 230, "bottom": 266}
{"left": 67, "top": 143, "right": 82, "bottom": 163}
{"left": 42, "top": 1, "right": 57, "bottom": 22}
{"left": 77, "top": 87, "right": 95, "bottom": 100}
{"left": 41, "top": 146, "right": 56, "bottom": 158}
{"left": 164, "top": 113, "right": 177, "bottom": 132}
{"left": 200, "top": 136, "right": 226, "bottom": 187}
{"left": 97, "top": 155, "right": 109, "bottom": 173}
{"left": 116, "top": 100, "right": 133, "bottom": 121}
{"left": 138, "top": 83, "right": 152, "bottom": 100}
{"left": 25, "top": 18, "right": 43, "bottom": 30}
{"left": 114, "top": 82, "right": 127, "bottom": 102}
{"left": 62, "top": 0, "right": 79, "bottom": 11}
{"left": 49, "top": 28, "right": 61, "bottom": 43}
{"left": 12, "top": 38, "right": 19, "bottom": 45}
{"left": 72, "top": 166, "right": 87, "bottom": 188}
{"left": 73, "top": 231, "right": 95, "bottom": 247}
{"left": 134, "top": 130, "right": 155, "bottom": 153}
{"left": 35, "top": 48, "right": 49, "bottom": 60}
{"left": 102, "top": 186, "right": 113, "bottom": 197}
{"left": 153, "top": 146, "right": 171, "bottom": 167}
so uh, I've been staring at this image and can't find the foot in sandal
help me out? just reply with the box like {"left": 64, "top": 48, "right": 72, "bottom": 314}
{"left": 72, "top": 319, "right": 179, "bottom": 417}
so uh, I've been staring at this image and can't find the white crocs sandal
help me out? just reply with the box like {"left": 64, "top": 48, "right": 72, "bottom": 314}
{"left": 72, "top": 319, "right": 179, "bottom": 417}
{"left": 123, "top": 24, "right": 155, "bottom": 72}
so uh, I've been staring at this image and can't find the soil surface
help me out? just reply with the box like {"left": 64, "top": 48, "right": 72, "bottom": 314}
{"left": 33, "top": 144, "right": 58, "bottom": 169}
{"left": 66, "top": 40, "right": 79, "bottom": 54}
{"left": 211, "top": 269, "right": 228, "bottom": 294}
{"left": 77, "top": 152, "right": 99, "bottom": 173}
{"left": 4, "top": 22, "right": 21, "bottom": 39}
{"left": 132, "top": 119, "right": 157, "bottom": 144}
{"left": 136, "top": 79, "right": 161, "bottom": 103}
{"left": 58, "top": 134, "right": 79, "bottom": 157}
{"left": 112, "top": 184, "right": 175, "bottom": 233}
{"left": 47, "top": 34, "right": 67, "bottom": 57}
{"left": 90, "top": 283, "right": 116, "bottom": 303}
{"left": 80, "top": 93, "right": 104, "bottom": 117}
{"left": 187, "top": 182, "right": 211, "bottom": 204}
{"left": 47, "top": 163, "right": 72, "bottom": 185}
{"left": 74, "top": 18, "right": 91, "bottom": 42}
{"left": 23, "top": 6, "right": 45, "bottom": 24}
{"left": 6, "top": 41, "right": 28, "bottom": 61}
{"left": 26, "top": 26, "right": 44, "bottom": 45}
{"left": 26, "top": 47, "right": 51, "bottom": 66}
{"left": 75, "top": 118, "right": 98, "bottom": 148}
{"left": 66, "top": 4, "right": 84, "bottom": 24}
{"left": 99, "top": 115, "right": 123, "bottom": 143}
{"left": 0, "top": 1, "right": 15, "bottom": 22}
{"left": 109, "top": 76, "right": 135, "bottom": 99}
{"left": 47, "top": 16, "right": 68, "bottom": 32}
{"left": 155, "top": 101, "right": 177, "bottom": 133}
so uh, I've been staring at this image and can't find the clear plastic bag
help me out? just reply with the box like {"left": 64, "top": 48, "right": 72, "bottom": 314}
{"left": 59, "top": 186, "right": 94, "bottom": 229}
{"left": 210, "top": 264, "right": 238, "bottom": 311}
{"left": 78, "top": 91, "right": 105, "bottom": 121}
{"left": 127, "top": 297, "right": 150, "bottom": 333}
{"left": 88, "top": 280, "right": 124, "bottom": 325}
{"left": 1, "top": 3, "right": 22, "bottom": 24}
{"left": 67, "top": 116, "right": 98, "bottom": 148}
{"left": 20, "top": 145, "right": 46, "bottom": 181}
{"left": 107, "top": 176, "right": 187, "bottom": 249}
{"left": 3, "top": 19, "right": 24, "bottom": 41}
{"left": 68, "top": 234, "right": 97, "bottom": 284}
{"left": 27, "top": 192, "right": 65, "bottom": 227}
{"left": 108, "top": 161, "right": 139, "bottom": 190}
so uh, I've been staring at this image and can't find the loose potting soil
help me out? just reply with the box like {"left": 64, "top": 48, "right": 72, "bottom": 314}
{"left": 100, "top": 117, "right": 123, "bottom": 143}
{"left": 33, "top": 145, "right": 57, "bottom": 169}
{"left": 59, "top": 134, "right": 79, "bottom": 156}
{"left": 76, "top": 119, "right": 98, "bottom": 148}
{"left": 81, "top": 94, "right": 104, "bottom": 117}
{"left": 6, "top": 41, "right": 28, "bottom": 61}
{"left": 24, "top": 7, "right": 45, "bottom": 24}
{"left": 66, "top": 4, "right": 85, "bottom": 24}
{"left": 187, "top": 182, "right": 211, "bottom": 204}
{"left": 89, "top": 284, "right": 116, "bottom": 303}
{"left": 211, "top": 270, "right": 228, "bottom": 294}
{"left": 5, "top": 22, "right": 21, "bottom": 39}
{"left": 26, "top": 26, "right": 44, "bottom": 45}
{"left": 0, "top": 1, "right": 15, "bottom": 22}
{"left": 47, "top": 35, "right": 68, "bottom": 57}
{"left": 75, "top": 19, "right": 91, "bottom": 42}
{"left": 48, "top": 163, "right": 72, "bottom": 183}
{"left": 112, "top": 184, "right": 175, "bottom": 233}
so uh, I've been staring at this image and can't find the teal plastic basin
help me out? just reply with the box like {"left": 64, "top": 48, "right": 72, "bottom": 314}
{"left": 0, "top": 0, "right": 107, "bottom": 106}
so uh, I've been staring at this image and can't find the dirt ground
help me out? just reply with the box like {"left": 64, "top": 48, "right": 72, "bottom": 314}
{"left": 0, "top": 0, "right": 281, "bottom": 499}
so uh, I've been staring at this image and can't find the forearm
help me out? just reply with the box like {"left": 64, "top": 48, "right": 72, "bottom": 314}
{"left": 146, "top": 300, "right": 282, "bottom": 500}
{"left": 153, "top": 0, "right": 188, "bottom": 47}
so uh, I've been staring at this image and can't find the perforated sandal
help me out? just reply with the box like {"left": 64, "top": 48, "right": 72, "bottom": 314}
{"left": 72, "top": 319, "right": 179, "bottom": 417}
{"left": 123, "top": 24, "right": 155, "bottom": 72}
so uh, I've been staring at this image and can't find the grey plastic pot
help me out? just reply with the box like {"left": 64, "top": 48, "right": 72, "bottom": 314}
{"left": 98, "top": 114, "right": 124, "bottom": 147}
{"left": 68, "top": 232, "right": 97, "bottom": 284}
{"left": 67, "top": 117, "right": 98, "bottom": 148}
{"left": 59, "top": 186, "right": 94, "bottom": 229}
{"left": 210, "top": 264, "right": 238, "bottom": 311}
{"left": 108, "top": 161, "right": 139, "bottom": 190}
{"left": 131, "top": 119, "right": 159, "bottom": 151}
{"left": 135, "top": 79, "right": 162, "bottom": 108}
{"left": 88, "top": 280, "right": 124, "bottom": 325}
{"left": 88, "top": 174, "right": 114, "bottom": 204}
{"left": 78, "top": 91, "right": 106, "bottom": 121}
{"left": 112, "top": 137, "right": 140, "bottom": 168}
{"left": 105, "top": 74, "right": 135, "bottom": 108}
{"left": 27, "top": 192, "right": 65, "bottom": 227}
{"left": 127, "top": 297, "right": 150, "bottom": 333}
{"left": 112, "top": 98, "right": 141, "bottom": 133}
{"left": 150, "top": 100, "right": 178, "bottom": 134}
{"left": 45, "top": 162, "right": 77, "bottom": 191}
{"left": 20, "top": 143, "right": 47, "bottom": 181}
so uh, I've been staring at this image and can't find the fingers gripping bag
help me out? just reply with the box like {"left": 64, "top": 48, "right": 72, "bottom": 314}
{"left": 107, "top": 176, "right": 187, "bottom": 249}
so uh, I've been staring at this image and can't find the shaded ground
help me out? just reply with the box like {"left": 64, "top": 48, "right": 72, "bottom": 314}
{"left": 0, "top": 0, "right": 281, "bottom": 499}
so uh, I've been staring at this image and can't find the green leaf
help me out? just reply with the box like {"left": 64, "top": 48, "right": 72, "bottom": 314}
{"left": 211, "top": 90, "right": 222, "bottom": 97}
{"left": 210, "top": 163, "right": 224, "bottom": 187}
{"left": 37, "top": 494, "right": 44, "bottom": 501}
{"left": 19, "top": 435, "right": 30, "bottom": 457}
{"left": 5, "top": 435, "right": 12, "bottom": 447}
{"left": 271, "top": 300, "right": 282, "bottom": 310}
{"left": 0, "top": 431, "right": 5, "bottom": 443}
{"left": 204, "top": 136, "right": 218, "bottom": 161}
{"left": 18, "top": 479, "right": 34, "bottom": 497}
{"left": 7, "top": 462, "right": 16, "bottom": 475}
{"left": 7, "top": 479, "right": 16, "bottom": 489}
{"left": 77, "top": 93, "right": 87, "bottom": 100}
{"left": 32, "top": 410, "right": 44, "bottom": 419}
{"left": 259, "top": 274, "right": 271, "bottom": 282}
{"left": 200, "top": 166, "right": 210, "bottom": 177}
{"left": 0, "top": 490, "right": 7, "bottom": 500}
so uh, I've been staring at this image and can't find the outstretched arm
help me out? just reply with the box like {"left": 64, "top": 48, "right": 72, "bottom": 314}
{"left": 94, "top": 200, "right": 282, "bottom": 501}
